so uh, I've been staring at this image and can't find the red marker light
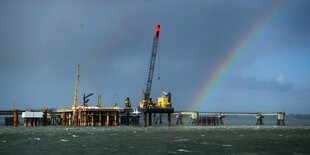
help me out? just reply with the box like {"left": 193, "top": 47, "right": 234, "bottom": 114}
{"left": 154, "top": 24, "right": 160, "bottom": 38}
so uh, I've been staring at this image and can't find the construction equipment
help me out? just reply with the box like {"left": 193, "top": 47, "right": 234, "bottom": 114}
{"left": 140, "top": 24, "right": 172, "bottom": 108}
{"left": 156, "top": 92, "right": 172, "bottom": 108}
{"left": 140, "top": 24, "right": 160, "bottom": 108}
{"left": 83, "top": 93, "right": 94, "bottom": 106}
{"left": 72, "top": 65, "right": 80, "bottom": 108}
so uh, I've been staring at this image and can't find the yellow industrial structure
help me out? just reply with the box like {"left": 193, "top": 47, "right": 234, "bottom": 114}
{"left": 157, "top": 97, "right": 170, "bottom": 108}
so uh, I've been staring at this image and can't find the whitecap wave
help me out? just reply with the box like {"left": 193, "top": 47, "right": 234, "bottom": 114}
{"left": 222, "top": 144, "right": 232, "bottom": 147}
{"left": 60, "top": 139, "right": 69, "bottom": 142}
{"left": 178, "top": 149, "right": 190, "bottom": 152}
{"left": 173, "top": 139, "right": 189, "bottom": 142}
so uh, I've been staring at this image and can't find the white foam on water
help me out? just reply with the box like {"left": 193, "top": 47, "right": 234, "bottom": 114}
{"left": 133, "top": 131, "right": 137, "bottom": 134}
{"left": 201, "top": 134, "right": 205, "bottom": 137}
{"left": 65, "top": 128, "right": 69, "bottom": 131}
{"left": 222, "top": 144, "right": 232, "bottom": 147}
{"left": 34, "top": 138, "right": 41, "bottom": 141}
{"left": 72, "top": 135, "right": 78, "bottom": 138}
{"left": 60, "top": 139, "right": 69, "bottom": 142}
{"left": 178, "top": 149, "right": 190, "bottom": 152}
{"left": 2, "top": 140, "right": 6, "bottom": 143}
{"left": 173, "top": 138, "right": 189, "bottom": 142}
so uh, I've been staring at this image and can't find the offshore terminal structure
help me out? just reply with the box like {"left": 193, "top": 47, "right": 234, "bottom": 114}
{"left": 58, "top": 24, "right": 174, "bottom": 127}
{"left": 0, "top": 25, "right": 286, "bottom": 127}
{"left": 1, "top": 24, "right": 175, "bottom": 127}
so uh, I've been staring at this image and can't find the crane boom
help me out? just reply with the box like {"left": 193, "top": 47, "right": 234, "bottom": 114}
{"left": 143, "top": 24, "right": 160, "bottom": 101}
{"left": 72, "top": 65, "right": 80, "bottom": 108}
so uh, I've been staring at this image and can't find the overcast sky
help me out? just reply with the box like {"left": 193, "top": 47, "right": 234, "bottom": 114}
{"left": 0, "top": 0, "right": 309, "bottom": 114}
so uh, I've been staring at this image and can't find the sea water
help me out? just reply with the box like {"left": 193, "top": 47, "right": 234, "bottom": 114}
{"left": 0, "top": 115, "right": 309, "bottom": 154}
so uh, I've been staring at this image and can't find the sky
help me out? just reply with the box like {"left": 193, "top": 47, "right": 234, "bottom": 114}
{"left": 0, "top": 0, "right": 309, "bottom": 114}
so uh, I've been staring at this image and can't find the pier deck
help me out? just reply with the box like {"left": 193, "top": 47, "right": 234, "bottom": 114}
{"left": 0, "top": 109, "right": 285, "bottom": 127}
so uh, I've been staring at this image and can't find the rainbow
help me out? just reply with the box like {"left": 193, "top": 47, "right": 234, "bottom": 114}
{"left": 192, "top": 1, "right": 288, "bottom": 111}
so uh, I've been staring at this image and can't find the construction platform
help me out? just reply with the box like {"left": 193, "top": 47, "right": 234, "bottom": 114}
{"left": 140, "top": 107, "right": 174, "bottom": 126}
{"left": 55, "top": 107, "right": 124, "bottom": 126}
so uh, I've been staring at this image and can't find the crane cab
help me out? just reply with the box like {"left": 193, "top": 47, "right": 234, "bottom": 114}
{"left": 139, "top": 92, "right": 172, "bottom": 108}
{"left": 156, "top": 92, "right": 172, "bottom": 108}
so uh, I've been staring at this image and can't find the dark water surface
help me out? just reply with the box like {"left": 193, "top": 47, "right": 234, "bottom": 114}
{"left": 1, "top": 126, "right": 309, "bottom": 154}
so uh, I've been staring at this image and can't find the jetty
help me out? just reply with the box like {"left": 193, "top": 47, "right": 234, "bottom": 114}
{"left": 0, "top": 109, "right": 286, "bottom": 127}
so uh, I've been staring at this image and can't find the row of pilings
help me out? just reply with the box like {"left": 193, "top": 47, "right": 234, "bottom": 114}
{"left": 14, "top": 109, "right": 120, "bottom": 127}
{"left": 59, "top": 110, "right": 119, "bottom": 126}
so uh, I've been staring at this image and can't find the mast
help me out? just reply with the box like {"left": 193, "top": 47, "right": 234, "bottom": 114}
{"left": 72, "top": 65, "right": 80, "bottom": 108}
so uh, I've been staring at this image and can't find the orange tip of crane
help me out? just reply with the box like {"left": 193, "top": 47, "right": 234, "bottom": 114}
{"left": 154, "top": 24, "right": 160, "bottom": 38}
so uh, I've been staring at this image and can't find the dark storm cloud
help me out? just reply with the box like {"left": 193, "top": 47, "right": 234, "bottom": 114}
{"left": 0, "top": 0, "right": 309, "bottom": 113}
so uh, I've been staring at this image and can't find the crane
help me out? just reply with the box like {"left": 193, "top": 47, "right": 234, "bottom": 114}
{"left": 72, "top": 65, "right": 80, "bottom": 108}
{"left": 142, "top": 24, "right": 160, "bottom": 107}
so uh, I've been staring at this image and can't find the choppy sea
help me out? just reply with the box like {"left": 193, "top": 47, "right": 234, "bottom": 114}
{"left": 0, "top": 114, "right": 309, "bottom": 154}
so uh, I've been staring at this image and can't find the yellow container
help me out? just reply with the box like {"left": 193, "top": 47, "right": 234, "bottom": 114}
{"left": 157, "top": 97, "right": 169, "bottom": 108}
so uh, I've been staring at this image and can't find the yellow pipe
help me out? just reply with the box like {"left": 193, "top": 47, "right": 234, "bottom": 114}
{"left": 97, "top": 95, "right": 101, "bottom": 107}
